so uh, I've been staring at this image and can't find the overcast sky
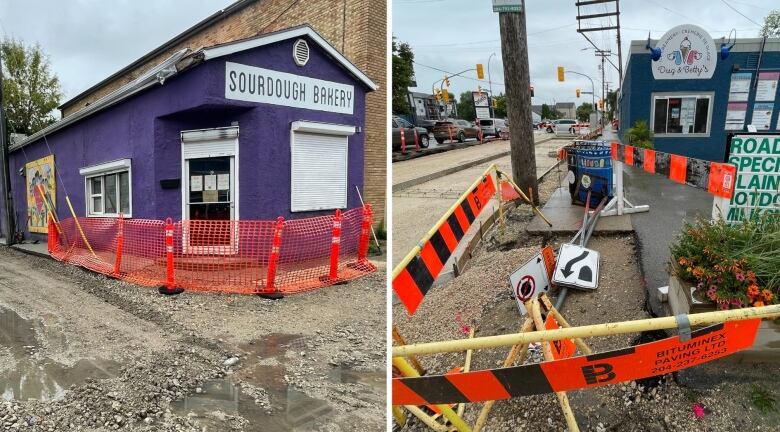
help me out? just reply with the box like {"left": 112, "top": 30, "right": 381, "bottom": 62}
{"left": 393, "top": 0, "right": 776, "bottom": 109}
{"left": 0, "top": 0, "right": 232, "bottom": 108}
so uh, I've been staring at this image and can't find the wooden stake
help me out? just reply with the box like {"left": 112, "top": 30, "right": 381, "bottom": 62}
{"left": 65, "top": 196, "right": 96, "bottom": 257}
{"left": 527, "top": 298, "right": 580, "bottom": 432}
{"left": 393, "top": 326, "right": 426, "bottom": 375}
{"left": 473, "top": 317, "right": 534, "bottom": 432}
{"left": 456, "top": 327, "right": 476, "bottom": 417}
{"left": 540, "top": 294, "right": 592, "bottom": 355}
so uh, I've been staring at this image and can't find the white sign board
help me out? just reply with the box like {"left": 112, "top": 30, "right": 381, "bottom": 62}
{"left": 552, "top": 244, "right": 599, "bottom": 290}
{"left": 492, "top": 0, "right": 522, "bottom": 13}
{"left": 476, "top": 107, "right": 491, "bottom": 119}
{"left": 225, "top": 62, "right": 355, "bottom": 114}
{"left": 473, "top": 92, "right": 489, "bottom": 107}
{"left": 652, "top": 24, "right": 716, "bottom": 80}
{"left": 713, "top": 135, "right": 780, "bottom": 223}
{"left": 751, "top": 103, "right": 774, "bottom": 131}
{"left": 756, "top": 72, "right": 779, "bottom": 102}
{"left": 508, "top": 252, "right": 550, "bottom": 315}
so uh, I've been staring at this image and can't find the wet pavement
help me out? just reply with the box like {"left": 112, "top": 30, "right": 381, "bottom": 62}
{"left": 622, "top": 164, "right": 713, "bottom": 316}
{"left": 171, "top": 332, "right": 385, "bottom": 431}
{"left": 0, "top": 307, "right": 120, "bottom": 401}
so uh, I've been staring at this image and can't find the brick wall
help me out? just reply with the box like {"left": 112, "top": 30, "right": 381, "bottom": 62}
{"left": 62, "top": 0, "right": 387, "bottom": 222}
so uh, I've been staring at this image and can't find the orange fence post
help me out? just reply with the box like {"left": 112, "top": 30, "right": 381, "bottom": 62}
{"left": 357, "top": 204, "right": 373, "bottom": 262}
{"left": 326, "top": 209, "right": 343, "bottom": 283}
{"left": 112, "top": 214, "right": 124, "bottom": 277}
{"left": 413, "top": 128, "right": 421, "bottom": 152}
{"left": 400, "top": 127, "right": 407, "bottom": 154}
{"left": 260, "top": 216, "right": 285, "bottom": 299}
{"left": 47, "top": 214, "right": 56, "bottom": 254}
{"left": 159, "top": 217, "right": 184, "bottom": 295}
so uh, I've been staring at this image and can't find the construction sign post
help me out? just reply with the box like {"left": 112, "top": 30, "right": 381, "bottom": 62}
{"left": 553, "top": 243, "right": 599, "bottom": 290}
{"left": 508, "top": 246, "right": 554, "bottom": 315}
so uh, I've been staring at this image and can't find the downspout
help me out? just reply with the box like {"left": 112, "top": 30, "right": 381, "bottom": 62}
{"left": 0, "top": 48, "right": 14, "bottom": 245}
{"left": 752, "top": 36, "right": 767, "bottom": 90}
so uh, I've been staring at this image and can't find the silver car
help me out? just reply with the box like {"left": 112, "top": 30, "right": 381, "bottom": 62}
{"left": 553, "top": 119, "right": 578, "bottom": 136}
{"left": 478, "top": 118, "right": 507, "bottom": 138}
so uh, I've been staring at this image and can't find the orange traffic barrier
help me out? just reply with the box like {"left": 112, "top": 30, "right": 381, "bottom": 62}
{"left": 327, "top": 209, "right": 343, "bottom": 282}
{"left": 48, "top": 206, "right": 376, "bottom": 295}
{"left": 413, "top": 128, "right": 421, "bottom": 152}
{"left": 400, "top": 127, "right": 407, "bottom": 154}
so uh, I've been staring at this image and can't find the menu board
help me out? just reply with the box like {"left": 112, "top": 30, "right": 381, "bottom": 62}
{"left": 755, "top": 72, "right": 779, "bottom": 102}
{"left": 751, "top": 103, "right": 774, "bottom": 130}
{"left": 725, "top": 103, "right": 747, "bottom": 130}
{"left": 680, "top": 97, "right": 696, "bottom": 134}
{"left": 728, "top": 72, "right": 752, "bottom": 102}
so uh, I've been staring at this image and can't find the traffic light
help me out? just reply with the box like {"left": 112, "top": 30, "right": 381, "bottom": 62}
{"left": 557, "top": 66, "right": 565, "bottom": 82}
{"left": 576, "top": 88, "right": 581, "bottom": 98}
{"left": 443, "top": 88, "right": 450, "bottom": 103}
{"left": 476, "top": 63, "right": 484, "bottom": 80}
{"left": 435, "top": 88, "right": 442, "bottom": 101}
{"left": 492, "top": 98, "right": 498, "bottom": 108}
{"left": 444, "top": 76, "right": 450, "bottom": 87}
{"left": 598, "top": 99, "right": 604, "bottom": 109}
{"left": 530, "top": 86, "right": 535, "bottom": 97}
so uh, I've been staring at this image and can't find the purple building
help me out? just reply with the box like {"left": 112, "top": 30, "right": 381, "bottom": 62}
{"left": 2, "top": 26, "right": 377, "bottom": 243}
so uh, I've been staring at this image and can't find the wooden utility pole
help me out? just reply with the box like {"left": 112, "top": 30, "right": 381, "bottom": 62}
{"left": 498, "top": 0, "right": 538, "bottom": 205}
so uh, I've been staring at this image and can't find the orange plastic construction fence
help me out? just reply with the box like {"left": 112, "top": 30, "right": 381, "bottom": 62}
{"left": 47, "top": 205, "right": 376, "bottom": 295}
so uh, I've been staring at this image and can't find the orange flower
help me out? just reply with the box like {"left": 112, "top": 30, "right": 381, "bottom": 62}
{"left": 761, "top": 290, "right": 774, "bottom": 302}
{"left": 753, "top": 300, "right": 765, "bottom": 307}
{"left": 747, "top": 285, "right": 759, "bottom": 298}
{"left": 678, "top": 257, "right": 687, "bottom": 265}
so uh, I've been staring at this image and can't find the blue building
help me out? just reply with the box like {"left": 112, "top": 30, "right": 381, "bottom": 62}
{"left": 619, "top": 25, "right": 780, "bottom": 161}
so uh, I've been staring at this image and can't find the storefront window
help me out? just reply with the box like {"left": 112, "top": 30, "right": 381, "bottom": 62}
{"left": 80, "top": 159, "right": 133, "bottom": 218}
{"left": 652, "top": 94, "right": 711, "bottom": 135}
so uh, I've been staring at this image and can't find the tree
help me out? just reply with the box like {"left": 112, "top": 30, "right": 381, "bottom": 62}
{"left": 457, "top": 91, "right": 475, "bottom": 121}
{"left": 392, "top": 37, "right": 415, "bottom": 115}
{"left": 493, "top": 93, "right": 507, "bottom": 118}
{"left": 576, "top": 102, "right": 594, "bottom": 122}
{"left": 760, "top": 10, "right": 780, "bottom": 37}
{"left": 2, "top": 39, "right": 62, "bottom": 139}
{"left": 606, "top": 90, "right": 617, "bottom": 120}
{"left": 541, "top": 103, "right": 560, "bottom": 120}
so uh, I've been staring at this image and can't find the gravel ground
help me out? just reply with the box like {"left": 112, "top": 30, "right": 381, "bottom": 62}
{"left": 393, "top": 173, "right": 780, "bottom": 432}
{"left": 0, "top": 247, "right": 385, "bottom": 431}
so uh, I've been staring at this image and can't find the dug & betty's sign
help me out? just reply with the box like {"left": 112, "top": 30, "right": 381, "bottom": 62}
{"left": 652, "top": 24, "right": 716, "bottom": 80}
{"left": 225, "top": 62, "right": 355, "bottom": 114}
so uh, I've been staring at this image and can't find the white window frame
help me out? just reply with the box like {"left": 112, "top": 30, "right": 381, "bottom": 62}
{"left": 650, "top": 92, "right": 714, "bottom": 138}
{"left": 79, "top": 159, "right": 132, "bottom": 218}
{"left": 290, "top": 121, "right": 355, "bottom": 212}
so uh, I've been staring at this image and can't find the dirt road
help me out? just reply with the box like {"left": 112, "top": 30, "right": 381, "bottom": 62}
{"left": 0, "top": 247, "right": 385, "bottom": 431}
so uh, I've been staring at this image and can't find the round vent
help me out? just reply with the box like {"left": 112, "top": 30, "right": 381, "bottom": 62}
{"left": 293, "top": 39, "right": 309, "bottom": 66}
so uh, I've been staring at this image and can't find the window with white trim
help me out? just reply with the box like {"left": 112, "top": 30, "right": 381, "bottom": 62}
{"left": 652, "top": 94, "right": 712, "bottom": 135}
{"left": 80, "top": 159, "right": 132, "bottom": 217}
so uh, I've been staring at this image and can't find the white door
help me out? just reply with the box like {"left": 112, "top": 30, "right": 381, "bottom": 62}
{"left": 181, "top": 127, "right": 239, "bottom": 254}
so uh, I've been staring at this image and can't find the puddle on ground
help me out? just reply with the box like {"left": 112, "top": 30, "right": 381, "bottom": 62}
{"left": 171, "top": 333, "right": 385, "bottom": 430}
{"left": 0, "top": 307, "right": 121, "bottom": 401}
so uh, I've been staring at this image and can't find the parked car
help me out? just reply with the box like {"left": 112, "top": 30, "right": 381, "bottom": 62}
{"left": 553, "top": 119, "right": 578, "bottom": 135}
{"left": 433, "top": 119, "right": 480, "bottom": 144}
{"left": 392, "top": 116, "right": 430, "bottom": 150}
{"left": 478, "top": 118, "right": 507, "bottom": 138}
{"left": 539, "top": 120, "right": 555, "bottom": 132}
{"left": 418, "top": 119, "right": 438, "bottom": 133}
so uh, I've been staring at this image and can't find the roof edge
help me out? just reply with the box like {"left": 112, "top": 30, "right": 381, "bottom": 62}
{"left": 58, "top": 0, "right": 256, "bottom": 110}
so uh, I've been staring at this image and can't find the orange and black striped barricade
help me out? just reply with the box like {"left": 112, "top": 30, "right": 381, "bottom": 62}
{"left": 159, "top": 217, "right": 184, "bottom": 295}
{"left": 392, "top": 165, "right": 498, "bottom": 315}
{"left": 400, "top": 127, "right": 407, "bottom": 155}
{"left": 259, "top": 216, "right": 285, "bottom": 299}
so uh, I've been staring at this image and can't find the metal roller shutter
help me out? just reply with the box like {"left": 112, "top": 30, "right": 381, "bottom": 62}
{"left": 291, "top": 132, "right": 348, "bottom": 212}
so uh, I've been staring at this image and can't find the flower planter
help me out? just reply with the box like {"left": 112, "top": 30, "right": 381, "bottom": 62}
{"left": 668, "top": 267, "right": 780, "bottom": 361}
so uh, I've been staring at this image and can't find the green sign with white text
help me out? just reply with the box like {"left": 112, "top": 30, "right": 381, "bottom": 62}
{"left": 713, "top": 135, "right": 780, "bottom": 222}
{"left": 492, "top": 0, "right": 522, "bottom": 13}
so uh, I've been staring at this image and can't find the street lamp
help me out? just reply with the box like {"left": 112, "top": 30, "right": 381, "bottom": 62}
{"left": 564, "top": 69, "right": 596, "bottom": 123}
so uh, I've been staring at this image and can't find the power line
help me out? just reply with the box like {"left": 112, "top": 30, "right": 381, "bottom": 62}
{"left": 719, "top": 0, "right": 763, "bottom": 27}
{"left": 411, "top": 23, "right": 576, "bottom": 48}
{"left": 412, "top": 60, "right": 505, "bottom": 87}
